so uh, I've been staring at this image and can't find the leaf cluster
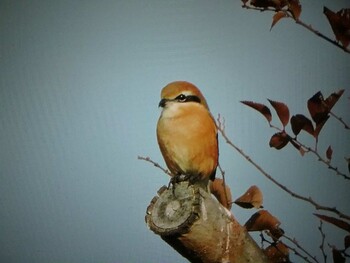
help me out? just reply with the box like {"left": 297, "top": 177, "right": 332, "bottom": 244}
{"left": 240, "top": 90, "right": 350, "bottom": 262}
{"left": 242, "top": 0, "right": 350, "bottom": 52}
{"left": 241, "top": 90, "right": 347, "bottom": 167}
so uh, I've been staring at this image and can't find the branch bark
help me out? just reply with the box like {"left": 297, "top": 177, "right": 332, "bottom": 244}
{"left": 145, "top": 181, "right": 270, "bottom": 263}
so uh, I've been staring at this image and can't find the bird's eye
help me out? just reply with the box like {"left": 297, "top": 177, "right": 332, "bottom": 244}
{"left": 176, "top": 94, "right": 187, "bottom": 102}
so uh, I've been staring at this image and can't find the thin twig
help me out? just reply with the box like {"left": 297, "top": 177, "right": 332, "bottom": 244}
{"left": 293, "top": 17, "right": 350, "bottom": 54}
{"left": 261, "top": 231, "right": 313, "bottom": 263}
{"left": 330, "top": 111, "right": 350, "bottom": 130}
{"left": 241, "top": 4, "right": 350, "bottom": 54}
{"left": 217, "top": 163, "right": 231, "bottom": 209}
{"left": 296, "top": 140, "right": 350, "bottom": 180}
{"left": 318, "top": 221, "right": 327, "bottom": 263}
{"left": 216, "top": 116, "right": 350, "bottom": 221}
{"left": 269, "top": 123, "right": 350, "bottom": 180}
{"left": 137, "top": 156, "right": 172, "bottom": 176}
{"left": 283, "top": 233, "right": 318, "bottom": 263}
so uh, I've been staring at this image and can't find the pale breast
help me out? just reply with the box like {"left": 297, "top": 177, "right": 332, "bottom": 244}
{"left": 157, "top": 102, "right": 218, "bottom": 178}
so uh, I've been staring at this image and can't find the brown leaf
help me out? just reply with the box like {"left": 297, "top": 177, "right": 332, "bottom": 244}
{"left": 324, "top": 7, "right": 350, "bottom": 48}
{"left": 290, "top": 114, "right": 314, "bottom": 136}
{"left": 269, "top": 132, "right": 290, "bottom": 150}
{"left": 210, "top": 178, "right": 233, "bottom": 210}
{"left": 268, "top": 99, "right": 290, "bottom": 127}
{"left": 241, "top": 101, "right": 272, "bottom": 123}
{"left": 289, "top": 139, "right": 306, "bottom": 156}
{"left": 307, "top": 91, "right": 329, "bottom": 125}
{"left": 288, "top": 0, "right": 301, "bottom": 20}
{"left": 264, "top": 242, "right": 289, "bottom": 262}
{"left": 324, "top": 89, "right": 345, "bottom": 111}
{"left": 241, "top": 0, "right": 249, "bottom": 6}
{"left": 345, "top": 235, "right": 350, "bottom": 249}
{"left": 332, "top": 248, "right": 346, "bottom": 263}
{"left": 250, "top": 0, "right": 287, "bottom": 9}
{"left": 271, "top": 11, "right": 287, "bottom": 31}
{"left": 268, "top": 227, "right": 285, "bottom": 241}
{"left": 245, "top": 210, "right": 281, "bottom": 232}
{"left": 346, "top": 157, "right": 350, "bottom": 174}
{"left": 326, "top": 145, "right": 333, "bottom": 160}
{"left": 314, "top": 213, "right": 350, "bottom": 233}
{"left": 314, "top": 116, "right": 329, "bottom": 139}
{"left": 234, "top": 185, "right": 263, "bottom": 209}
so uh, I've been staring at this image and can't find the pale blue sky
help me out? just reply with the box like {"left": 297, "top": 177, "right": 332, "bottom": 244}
{"left": 1, "top": 1, "right": 349, "bottom": 262}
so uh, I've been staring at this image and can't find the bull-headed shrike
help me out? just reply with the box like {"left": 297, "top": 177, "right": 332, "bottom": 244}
{"left": 156, "top": 81, "right": 218, "bottom": 189}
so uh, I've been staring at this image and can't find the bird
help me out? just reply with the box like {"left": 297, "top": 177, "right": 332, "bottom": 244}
{"left": 156, "top": 81, "right": 218, "bottom": 190}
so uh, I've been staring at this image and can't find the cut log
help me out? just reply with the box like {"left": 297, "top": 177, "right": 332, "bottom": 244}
{"left": 145, "top": 181, "right": 270, "bottom": 263}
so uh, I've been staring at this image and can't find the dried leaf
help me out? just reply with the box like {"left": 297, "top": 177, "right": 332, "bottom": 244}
{"left": 210, "top": 178, "right": 233, "bottom": 210}
{"left": 234, "top": 185, "right": 263, "bottom": 209}
{"left": 269, "top": 132, "right": 289, "bottom": 150}
{"left": 264, "top": 242, "right": 289, "bottom": 262}
{"left": 271, "top": 11, "right": 287, "bottom": 31}
{"left": 346, "top": 157, "right": 350, "bottom": 174}
{"left": 245, "top": 210, "right": 281, "bottom": 232}
{"left": 288, "top": 0, "right": 301, "bottom": 19}
{"left": 326, "top": 145, "right": 333, "bottom": 160}
{"left": 345, "top": 235, "right": 350, "bottom": 249}
{"left": 268, "top": 227, "right": 285, "bottom": 241}
{"left": 314, "top": 213, "right": 350, "bottom": 233}
{"left": 250, "top": 0, "right": 287, "bottom": 9}
{"left": 290, "top": 114, "right": 314, "bottom": 136}
{"left": 307, "top": 91, "right": 329, "bottom": 125}
{"left": 268, "top": 99, "right": 290, "bottom": 127}
{"left": 332, "top": 248, "right": 346, "bottom": 263}
{"left": 289, "top": 139, "right": 306, "bottom": 156}
{"left": 314, "top": 116, "right": 329, "bottom": 139}
{"left": 241, "top": 101, "right": 272, "bottom": 123}
{"left": 299, "top": 146, "right": 306, "bottom": 156}
{"left": 324, "top": 7, "right": 350, "bottom": 48}
{"left": 324, "top": 89, "right": 345, "bottom": 111}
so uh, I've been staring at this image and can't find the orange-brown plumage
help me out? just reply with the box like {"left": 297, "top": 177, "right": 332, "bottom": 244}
{"left": 156, "top": 81, "right": 218, "bottom": 187}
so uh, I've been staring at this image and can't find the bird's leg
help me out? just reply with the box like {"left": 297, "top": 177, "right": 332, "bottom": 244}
{"left": 168, "top": 172, "right": 183, "bottom": 195}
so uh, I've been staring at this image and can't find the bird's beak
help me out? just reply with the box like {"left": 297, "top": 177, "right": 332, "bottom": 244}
{"left": 158, "top": 98, "right": 167, "bottom": 108}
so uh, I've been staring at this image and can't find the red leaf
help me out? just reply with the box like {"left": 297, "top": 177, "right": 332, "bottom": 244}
{"left": 210, "top": 178, "right": 233, "bottom": 210}
{"left": 307, "top": 91, "right": 329, "bottom": 125}
{"left": 332, "top": 248, "right": 346, "bottom": 263}
{"left": 245, "top": 210, "right": 281, "bottom": 232}
{"left": 289, "top": 139, "right": 306, "bottom": 156}
{"left": 241, "top": 0, "right": 249, "bottom": 6}
{"left": 346, "top": 157, "right": 350, "bottom": 174}
{"left": 271, "top": 11, "right": 287, "bottom": 31}
{"left": 345, "top": 235, "right": 350, "bottom": 249}
{"left": 264, "top": 242, "right": 289, "bottom": 262}
{"left": 324, "top": 7, "right": 350, "bottom": 48}
{"left": 288, "top": 0, "right": 301, "bottom": 19}
{"left": 241, "top": 101, "right": 272, "bottom": 123}
{"left": 234, "top": 185, "right": 263, "bottom": 209}
{"left": 324, "top": 89, "right": 345, "bottom": 111}
{"left": 314, "top": 213, "right": 350, "bottom": 233}
{"left": 314, "top": 116, "right": 329, "bottom": 139}
{"left": 268, "top": 99, "right": 290, "bottom": 127}
{"left": 290, "top": 114, "right": 314, "bottom": 136}
{"left": 326, "top": 145, "right": 333, "bottom": 160}
{"left": 250, "top": 0, "right": 287, "bottom": 9}
{"left": 269, "top": 132, "right": 289, "bottom": 150}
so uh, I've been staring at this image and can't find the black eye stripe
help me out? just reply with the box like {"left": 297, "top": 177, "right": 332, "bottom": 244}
{"left": 175, "top": 94, "right": 201, "bottom": 103}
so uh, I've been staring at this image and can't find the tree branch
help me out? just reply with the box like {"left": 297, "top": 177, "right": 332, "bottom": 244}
{"left": 241, "top": 4, "right": 350, "bottom": 54}
{"left": 216, "top": 116, "right": 350, "bottom": 221}
{"left": 145, "top": 182, "right": 270, "bottom": 263}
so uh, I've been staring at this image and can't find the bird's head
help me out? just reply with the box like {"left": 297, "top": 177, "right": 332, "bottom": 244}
{"left": 158, "top": 81, "right": 209, "bottom": 110}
